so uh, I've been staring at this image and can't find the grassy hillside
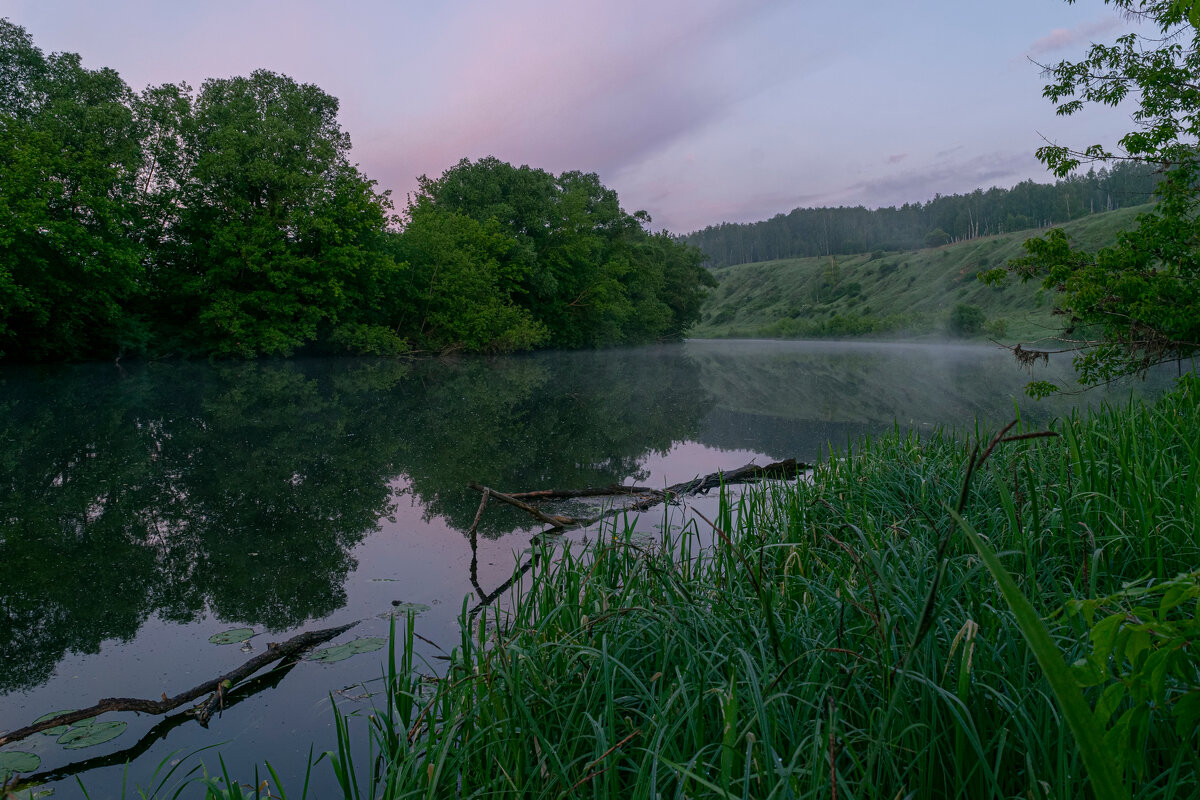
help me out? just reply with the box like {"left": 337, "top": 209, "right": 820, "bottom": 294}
{"left": 691, "top": 204, "right": 1149, "bottom": 343}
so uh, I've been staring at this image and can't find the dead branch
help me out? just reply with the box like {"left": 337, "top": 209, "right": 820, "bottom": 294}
{"left": 469, "top": 459, "right": 808, "bottom": 533}
{"left": 468, "top": 484, "right": 586, "bottom": 528}
{"left": 504, "top": 485, "right": 661, "bottom": 501}
{"left": 0, "top": 622, "right": 358, "bottom": 746}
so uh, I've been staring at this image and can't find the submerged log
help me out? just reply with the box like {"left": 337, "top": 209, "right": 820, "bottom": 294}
{"left": 0, "top": 621, "right": 358, "bottom": 746}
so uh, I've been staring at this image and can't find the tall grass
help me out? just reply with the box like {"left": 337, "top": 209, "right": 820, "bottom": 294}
{"left": 328, "top": 377, "right": 1198, "bottom": 798}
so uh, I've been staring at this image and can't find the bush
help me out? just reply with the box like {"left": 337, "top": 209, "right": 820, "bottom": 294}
{"left": 948, "top": 304, "right": 985, "bottom": 336}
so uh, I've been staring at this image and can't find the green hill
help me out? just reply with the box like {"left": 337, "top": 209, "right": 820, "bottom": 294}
{"left": 690, "top": 204, "right": 1149, "bottom": 343}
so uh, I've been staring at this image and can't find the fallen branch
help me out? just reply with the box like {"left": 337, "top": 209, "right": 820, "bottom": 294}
{"left": 504, "top": 485, "right": 661, "bottom": 501}
{"left": 468, "top": 483, "right": 587, "bottom": 528}
{"left": 0, "top": 622, "right": 358, "bottom": 746}
{"left": 470, "top": 459, "right": 807, "bottom": 531}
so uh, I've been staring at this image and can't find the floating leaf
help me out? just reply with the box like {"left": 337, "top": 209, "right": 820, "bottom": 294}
{"left": 34, "top": 710, "right": 87, "bottom": 737}
{"left": 308, "top": 637, "right": 386, "bottom": 664}
{"left": 390, "top": 602, "right": 430, "bottom": 613}
{"left": 0, "top": 751, "right": 41, "bottom": 778}
{"left": 208, "top": 628, "right": 254, "bottom": 645}
{"left": 58, "top": 721, "right": 127, "bottom": 749}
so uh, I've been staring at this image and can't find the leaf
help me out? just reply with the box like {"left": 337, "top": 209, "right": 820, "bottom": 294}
{"left": 1174, "top": 690, "right": 1200, "bottom": 737}
{"left": 308, "top": 637, "right": 386, "bottom": 664}
{"left": 380, "top": 602, "right": 431, "bottom": 618}
{"left": 1089, "top": 613, "right": 1125, "bottom": 663}
{"left": 57, "top": 720, "right": 127, "bottom": 749}
{"left": 0, "top": 751, "right": 41, "bottom": 777}
{"left": 33, "top": 710, "right": 87, "bottom": 737}
{"left": 208, "top": 627, "right": 255, "bottom": 645}
{"left": 948, "top": 507, "right": 1128, "bottom": 800}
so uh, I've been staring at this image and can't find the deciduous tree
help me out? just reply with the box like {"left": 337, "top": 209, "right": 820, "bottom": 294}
{"left": 994, "top": 1, "right": 1200, "bottom": 385}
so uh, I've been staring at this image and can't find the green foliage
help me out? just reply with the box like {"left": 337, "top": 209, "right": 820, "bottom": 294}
{"left": 390, "top": 204, "right": 548, "bottom": 352}
{"left": 694, "top": 205, "right": 1148, "bottom": 342}
{"left": 323, "top": 379, "right": 1199, "bottom": 798}
{"left": 924, "top": 227, "right": 952, "bottom": 247}
{"left": 0, "top": 19, "right": 145, "bottom": 360}
{"left": 683, "top": 161, "right": 1159, "bottom": 267}
{"left": 307, "top": 636, "right": 386, "bottom": 664}
{"left": 164, "top": 70, "right": 398, "bottom": 357}
{"left": 1003, "top": 1, "right": 1200, "bottom": 384}
{"left": 1065, "top": 570, "right": 1200, "bottom": 784}
{"left": 208, "top": 628, "right": 255, "bottom": 645}
{"left": 0, "top": 751, "right": 41, "bottom": 784}
{"left": 408, "top": 157, "right": 713, "bottom": 350}
{"left": 0, "top": 22, "right": 713, "bottom": 361}
{"left": 948, "top": 303, "right": 985, "bottom": 335}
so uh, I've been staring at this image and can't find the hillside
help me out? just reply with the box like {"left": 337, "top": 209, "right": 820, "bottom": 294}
{"left": 690, "top": 204, "right": 1149, "bottom": 343}
{"left": 681, "top": 163, "right": 1158, "bottom": 268}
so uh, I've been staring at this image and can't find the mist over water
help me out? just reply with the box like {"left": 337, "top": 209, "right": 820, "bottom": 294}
{"left": 0, "top": 340, "right": 1178, "bottom": 794}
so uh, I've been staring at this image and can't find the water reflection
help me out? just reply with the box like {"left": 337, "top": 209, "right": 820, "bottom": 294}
{"left": 0, "top": 341, "right": 1175, "bottom": 698}
{"left": 685, "top": 339, "right": 1176, "bottom": 457}
{"left": 0, "top": 350, "right": 710, "bottom": 694}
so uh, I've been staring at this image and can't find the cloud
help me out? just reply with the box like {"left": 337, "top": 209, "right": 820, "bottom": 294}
{"left": 838, "top": 150, "right": 1044, "bottom": 209}
{"left": 1026, "top": 16, "right": 1124, "bottom": 58}
{"left": 361, "top": 0, "right": 797, "bottom": 197}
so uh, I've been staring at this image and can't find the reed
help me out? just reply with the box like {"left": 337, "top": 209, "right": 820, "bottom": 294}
{"left": 240, "top": 377, "right": 1200, "bottom": 797}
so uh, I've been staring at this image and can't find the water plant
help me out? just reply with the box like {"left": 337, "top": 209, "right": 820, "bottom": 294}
{"left": 318, "top": 375, "right": 1198, "bottom": 798}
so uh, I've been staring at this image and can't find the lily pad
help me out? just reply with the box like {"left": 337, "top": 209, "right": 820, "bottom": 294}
{"left": 389, "top": 601, "right": 431, "bottom": 613}
{"left": 208, "top": 627, "right": 254, "bottom": 645}
{"left": 308, "top": 637, "right": 386, "bottom": 664}
{"left": 57, "top": 720, "right": 127, "bottom": 749}
{"left": 34, "top": 710, "right": 87, "bottom": 737}
{"left": 0, "top": 751, "right": 42, "bottom": 777}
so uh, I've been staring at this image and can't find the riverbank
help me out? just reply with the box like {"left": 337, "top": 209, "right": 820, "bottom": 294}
{"left": 320, "top": 375, "right": 1199, "bottom": 799}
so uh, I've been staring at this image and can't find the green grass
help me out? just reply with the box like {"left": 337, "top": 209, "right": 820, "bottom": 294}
{"left": 316, "top": 373, "right": 1199, "bottom": 799}
{"left": 692, "top": 205, "right": 1150, "bottom": 343}
{"left": 98, "top": 372, "right": 1195, "bottom": 798}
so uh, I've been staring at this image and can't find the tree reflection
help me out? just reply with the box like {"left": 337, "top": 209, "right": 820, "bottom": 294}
{"left": 0, "top": 348, "right": 711, "bottom": 693}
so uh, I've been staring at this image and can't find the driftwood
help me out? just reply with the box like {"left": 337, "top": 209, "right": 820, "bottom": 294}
{"left": 0, "top": 621, "right": 358, "bottom": 747}
{"left": 469, "top": 459, "right": 807, "bottom": 534}
{"left": 504, "top": 485, "right": 660, "bottom": 501}
{"left": 463, "top": 459, "right": 809, "bottom": 615}
{"left": 7, "top": 658, "right": 300, "bottom": 792}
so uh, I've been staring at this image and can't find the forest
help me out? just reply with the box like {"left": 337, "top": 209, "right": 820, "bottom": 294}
{"left": 682, "top": 161, "right": 1159, "bottom": 267}
{"left": 0, "top": 20, "right": 714, "bottom": 362}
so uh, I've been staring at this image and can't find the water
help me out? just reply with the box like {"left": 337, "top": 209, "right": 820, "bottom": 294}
{"left": 0, "top": 340, "right": 1176, "bottom": 796}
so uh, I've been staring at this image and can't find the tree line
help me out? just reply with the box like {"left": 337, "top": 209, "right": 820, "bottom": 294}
{"left": 0, "top": 20, "right": 714, "bottom": 362}
{"left": 682, "top": 162, "right": 1159, "bottom": 267}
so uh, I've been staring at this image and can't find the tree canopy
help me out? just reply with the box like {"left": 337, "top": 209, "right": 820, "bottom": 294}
{"left": 682, "top": 162, "right": 1159, "bottom": 267}
{"left": 0, "top": 20, "right": 713, "bottom": 362}
{"left": 407, "top": 158, "right": 715, "bottom": 350}
{"left": 989, "top": 1, "right": 1200, "bottom": 386}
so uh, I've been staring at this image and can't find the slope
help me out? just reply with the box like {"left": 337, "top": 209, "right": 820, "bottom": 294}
{"left": 690, "top": 204, "right": 1148, "bottom": 343}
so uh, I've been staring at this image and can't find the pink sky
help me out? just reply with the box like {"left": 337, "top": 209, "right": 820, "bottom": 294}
{"left": 1, "top": 0, "right": 1143, "bottom": 232}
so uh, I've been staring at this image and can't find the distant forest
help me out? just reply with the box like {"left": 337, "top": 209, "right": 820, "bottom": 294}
{"left": 0, "top": 20, "right": 713, "bottom": 362}
{"left": 682, "top": 162, "right": 1160, "bottom": 267}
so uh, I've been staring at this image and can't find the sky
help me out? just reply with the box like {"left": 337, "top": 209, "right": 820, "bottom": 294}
{"left": 0, "top": 0, "right": 1144, "bottom": 233}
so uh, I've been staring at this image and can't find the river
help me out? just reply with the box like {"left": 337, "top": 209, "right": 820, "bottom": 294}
{"left": 0, "top": 339, "right": 1177, "bottom": 796}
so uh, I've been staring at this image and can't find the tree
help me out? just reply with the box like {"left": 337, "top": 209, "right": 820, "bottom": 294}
{"left": 0, "top": 19, "right": 145, "bottom": 360}
{"left": 162, "top": 70, "right": 398, "bottom": 357}
{"left": 948, "top": 303, "right": 986, "bottom": 336}
{"left": 407, "top": 157, "right": 713, "bottom": 349}
{"left": 390, "top": 204, "right": 547, "bottom": 352}
{"left": 993, "top": 1, "right": 1200, "bottom": 385}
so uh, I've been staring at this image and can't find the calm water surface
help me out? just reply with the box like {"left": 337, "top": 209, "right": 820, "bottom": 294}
{"left": 0, "top": 340, "right": 1175, "bottom": 795}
